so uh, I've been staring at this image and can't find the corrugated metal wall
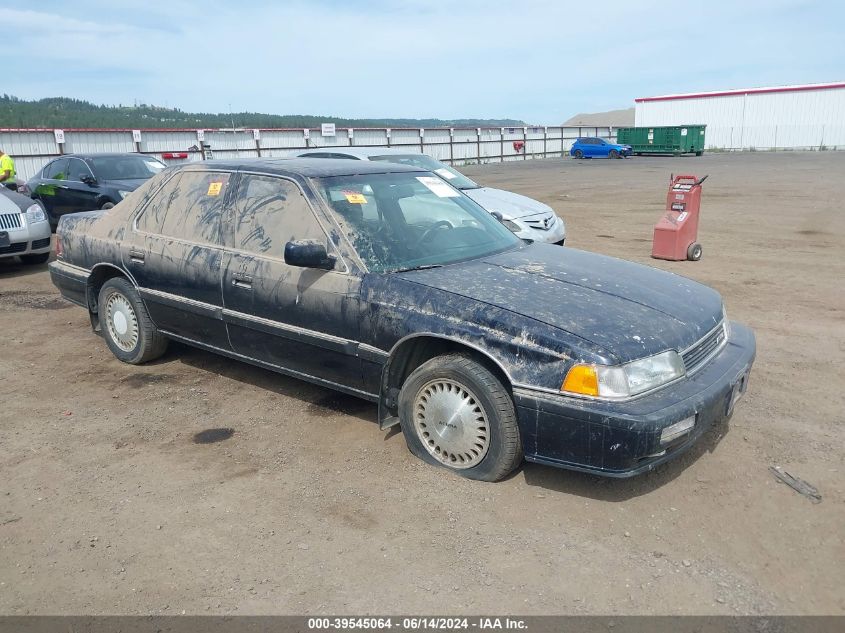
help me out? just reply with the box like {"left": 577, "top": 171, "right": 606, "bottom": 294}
{"left": 0, "top": 126, "right": 616, "bottom": 181}
{"left": 635, "top": 86, "right": 845, "bottom": 150}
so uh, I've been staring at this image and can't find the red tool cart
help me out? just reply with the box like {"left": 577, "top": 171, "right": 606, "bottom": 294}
{"left": 652, "top": 174, "right": 708, "bottom": 261}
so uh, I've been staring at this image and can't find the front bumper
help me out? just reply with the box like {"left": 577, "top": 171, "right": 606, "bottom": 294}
{"left": 513, "top": 322, "right": 756, "bottom": 477}
{"left": 0, "top": 219, "right": 52, "bottom": 259}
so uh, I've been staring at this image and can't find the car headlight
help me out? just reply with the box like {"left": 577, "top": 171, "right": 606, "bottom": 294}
{"left": 118, "top": 190, "right": 132, "bottom": 200}
{"left": 25, "top": 203, "right": 47, "bottom": 224}
{"left": 561, "top": 350, "right": 685, "bottom": 399}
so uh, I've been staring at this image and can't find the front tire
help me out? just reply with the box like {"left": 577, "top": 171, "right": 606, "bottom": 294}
{"left": 609, "top": 149, "right": 619, "bottom": 159}
{"left": 398, "top": 353, "right": 522, "bottom": 482}
{"left": 98, "top": 277, "right": 168, "bottom": 364}
{"left": 101, "top": 201, "right": 115, "bottom": 210}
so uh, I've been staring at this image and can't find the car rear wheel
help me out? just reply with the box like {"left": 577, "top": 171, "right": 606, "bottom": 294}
{"left": 609, "top": 149, "right": 619, "bottom": 159}
{"left": 98, "top": 277, "right": 168, "bottom": 364}
{"left": 20, "top": 252, "right": 50, "bottom": 265}
{"left": 398, "top": 353, "right": 522, "bottom": 482}
{"left": 574, "top": 149, "right": 584, "bottom": 159}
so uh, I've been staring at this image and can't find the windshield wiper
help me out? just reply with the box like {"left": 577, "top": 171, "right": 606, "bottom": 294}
{"left": 389, "top": 264, "right": 444, "bottom": 273}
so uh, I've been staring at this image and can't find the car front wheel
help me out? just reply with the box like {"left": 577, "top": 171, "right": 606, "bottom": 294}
{"left": 609, "top": 149, "right": 619, "bottom": 159}
{"left": 98, "top": 277, "right": 168, "bottom": 364}
{"left": 398, "top": 353, "right": 523, "bottom": 482}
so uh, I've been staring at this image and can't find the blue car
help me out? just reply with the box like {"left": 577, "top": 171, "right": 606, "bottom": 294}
{"left": 570, "top": 137, "right": 632, "bottom": 159}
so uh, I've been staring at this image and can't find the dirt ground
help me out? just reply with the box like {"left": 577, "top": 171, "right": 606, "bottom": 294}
{"left": 1, "top": 152, "right": 843, "bottom": 616}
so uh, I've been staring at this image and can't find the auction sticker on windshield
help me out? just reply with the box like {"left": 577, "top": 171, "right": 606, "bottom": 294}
{"left": 343, "top": 191, "right": 368, "bottom": 204}
{"left": 434, "top": 167, "right": 457, "bottom": 180}
{"left": 417, "top": 176, "right": 460, "bottom": 197}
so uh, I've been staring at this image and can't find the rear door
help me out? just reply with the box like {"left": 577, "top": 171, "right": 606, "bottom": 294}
{"left": 126, "top": 169, "right": 232, "bottom": 349}
{"left": 222, "top": 173, "right": 365, "bottom": 390}
{"left": 33, "top": 158, "right": 69, "bottom": 220}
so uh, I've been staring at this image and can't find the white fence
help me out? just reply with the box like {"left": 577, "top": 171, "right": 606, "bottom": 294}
{"left": 1, "top": 126, "right": 617, "bottom": 181}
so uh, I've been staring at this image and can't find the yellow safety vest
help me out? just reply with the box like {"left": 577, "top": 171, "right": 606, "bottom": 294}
{"left": 0, "top": 154, "right": 15, "bottom": 182}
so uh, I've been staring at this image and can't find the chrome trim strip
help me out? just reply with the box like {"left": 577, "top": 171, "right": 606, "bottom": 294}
{"left": 680, "top": 319, "right": 726, "bottom": 355}
{"left": 159, "top": 330, "right": 379, "bottom": 402}
{"left": 138, "top": 287, "right": 221, "bottom": 319}
{"left": 51, "top": 260, "right": 91, "bottom": 277}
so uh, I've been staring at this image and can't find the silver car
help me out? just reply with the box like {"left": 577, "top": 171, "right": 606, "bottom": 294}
{"left": 0, "top": 187, "right": 52, "bottom": 264}
{"left": 293, "top": 147, "right": 566, "bottom": 244}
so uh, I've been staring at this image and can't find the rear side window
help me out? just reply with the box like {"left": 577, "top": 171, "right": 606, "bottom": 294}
{"left": 234, "top": 175, "right": 326, "bottom": 257}
{"left": 160, "top": 172, "right": 230, "bottom": 245}
{"left": 43, "top": 159, "right": 68, "bottom": 180}
{"left": 136, "top": 171, "right": 231, "bottom": 246}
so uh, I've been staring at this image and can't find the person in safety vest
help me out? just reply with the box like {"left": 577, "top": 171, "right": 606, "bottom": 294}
{"left": 0, "top": 149, "right": 17, "bottom": 191}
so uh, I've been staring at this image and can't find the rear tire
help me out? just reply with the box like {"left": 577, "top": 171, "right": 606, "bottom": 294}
{"left": 687, "top": 242, "right": 703, "bottom": 261}
{"left": 574, "top": 149, "right": 584, "bottom": 159}
{"left": 398, "top": 353, "right": 522, "bottom": 482}
{"left": 98, "top": 277, "right": 168, "bottom": 364}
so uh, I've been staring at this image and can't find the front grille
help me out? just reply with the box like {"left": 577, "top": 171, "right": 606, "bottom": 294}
{"left": 0, "top": 242, "right": 27, "bottom": 255}
{"left": 682, "top": 322, "right": 727, "bottom": 373}
{"left": 522, "top": 213, "right": 555, "bottom": 231}
{"left": 31, "top": 237, "right": 51, "bottom": 249}
{"left": 0, "top": 213, "right": 22, "bottom": 230}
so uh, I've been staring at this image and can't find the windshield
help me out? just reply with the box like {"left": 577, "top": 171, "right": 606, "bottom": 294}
{"left": 88, "top": 156, "right": 166, "bottom": 181}
{"left": 315, "top": 172, "right": 521, "bottom": 273}
{"left": 367, "top": 154, "right": 479, "bottom": 190}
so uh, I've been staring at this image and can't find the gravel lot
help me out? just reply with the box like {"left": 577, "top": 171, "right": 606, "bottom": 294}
{"left": 1, "top": 151, "right": 842, "bottom": 615}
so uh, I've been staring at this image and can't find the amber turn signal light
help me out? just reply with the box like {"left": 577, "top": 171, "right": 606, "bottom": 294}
{"left": 561, "top": 364, "right": 599, "bottom": 397}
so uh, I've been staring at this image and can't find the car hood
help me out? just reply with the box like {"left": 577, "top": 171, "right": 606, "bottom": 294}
{"left": 462, "top": 187, "right": 555, "bottom": 220}
{"left": 101, "top": 178, "right": 149, "bottom": 191}
{"left": 0, "top": 188, "right": 32, "bottom": 212}
{"left": 396, "top": 244, "right": 723, "bottom": 362}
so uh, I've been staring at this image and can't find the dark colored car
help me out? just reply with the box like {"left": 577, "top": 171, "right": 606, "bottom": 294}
{"left": 48, "top": 159, "right": 755, "bottom": 481}
{"left": 23, "top": 153, "right": 166, "bottom": 228}
{"left": 570, "top": 137, "right": 633, "bottom": 159}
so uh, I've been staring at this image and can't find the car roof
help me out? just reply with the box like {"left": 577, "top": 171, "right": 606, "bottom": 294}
{"left": 294, "top": 147, "right": 424, "bottom": 160}
{"left": 55, "top": 153, "right": 157, "bottom": 159}
{"left": 177, "top": 157, "right": 425, "bottom": 178}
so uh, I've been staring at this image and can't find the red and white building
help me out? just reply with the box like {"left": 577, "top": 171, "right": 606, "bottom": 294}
{"left": 634, "top": 82, "right": 845, "bottom": 150}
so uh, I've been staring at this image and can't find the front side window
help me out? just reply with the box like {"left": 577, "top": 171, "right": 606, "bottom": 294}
{"left": 234, "top": 175, "right": 327, "bottom": 257}
{"left": 314, "top": 172, "right": 520, "bottom": 273}
{"left": 67, "top": 158, "right": 94, "bottom": 182}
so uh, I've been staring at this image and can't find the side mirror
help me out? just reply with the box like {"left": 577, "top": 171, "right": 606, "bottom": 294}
{"left": 284, "top": 239, "right": 336, "bottom": 270}
{"left": 491, "top": 211, "right": 504, "bottom": 222}
{"left": 81, "top": 174, "right": 97, "bottom": 186}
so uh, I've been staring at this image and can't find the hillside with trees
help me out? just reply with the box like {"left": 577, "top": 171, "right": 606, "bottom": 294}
{"left": 0, "top": 96, "right": 524, "bottom": 129}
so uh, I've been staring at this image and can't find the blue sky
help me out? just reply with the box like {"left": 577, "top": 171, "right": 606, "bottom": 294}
{"left": 6, "top": 0, "right": 844, "bottom": 123}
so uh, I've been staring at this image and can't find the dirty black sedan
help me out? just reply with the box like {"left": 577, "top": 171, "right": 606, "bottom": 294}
{"left": 49, "top": 159, "right": 755, "bottom": 481}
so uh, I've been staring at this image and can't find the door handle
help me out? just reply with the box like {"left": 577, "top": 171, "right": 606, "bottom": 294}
{"left": 129, "top": 249, "right": 145, "bottom": 264}
{"left": 232, "top": 273, "right": 252, "bottom": 289}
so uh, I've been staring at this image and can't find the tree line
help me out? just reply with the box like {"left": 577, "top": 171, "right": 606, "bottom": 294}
{"left": 0, "top": 95, "right": 525, "bottom": 129}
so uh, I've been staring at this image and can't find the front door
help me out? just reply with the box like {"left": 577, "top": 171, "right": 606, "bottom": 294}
{"left": 126, "top": 169, "right": 231, "bottom": 349}
{"left": 222, "top": 173, "right": 365, "bottom": 391}
{"left": 65, "top": 157, "right": 102, "bottom": 211}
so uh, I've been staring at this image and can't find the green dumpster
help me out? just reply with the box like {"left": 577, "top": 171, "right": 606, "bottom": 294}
{"left": 616, "top": 125, "right": 706, "bottom": 156}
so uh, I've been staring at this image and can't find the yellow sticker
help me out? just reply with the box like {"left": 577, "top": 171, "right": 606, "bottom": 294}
{"left": 343, "top": 191, "right": 367, "bottom": 204}
{"left": 207, "top": 182, "right": 223, "bottom": 196}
